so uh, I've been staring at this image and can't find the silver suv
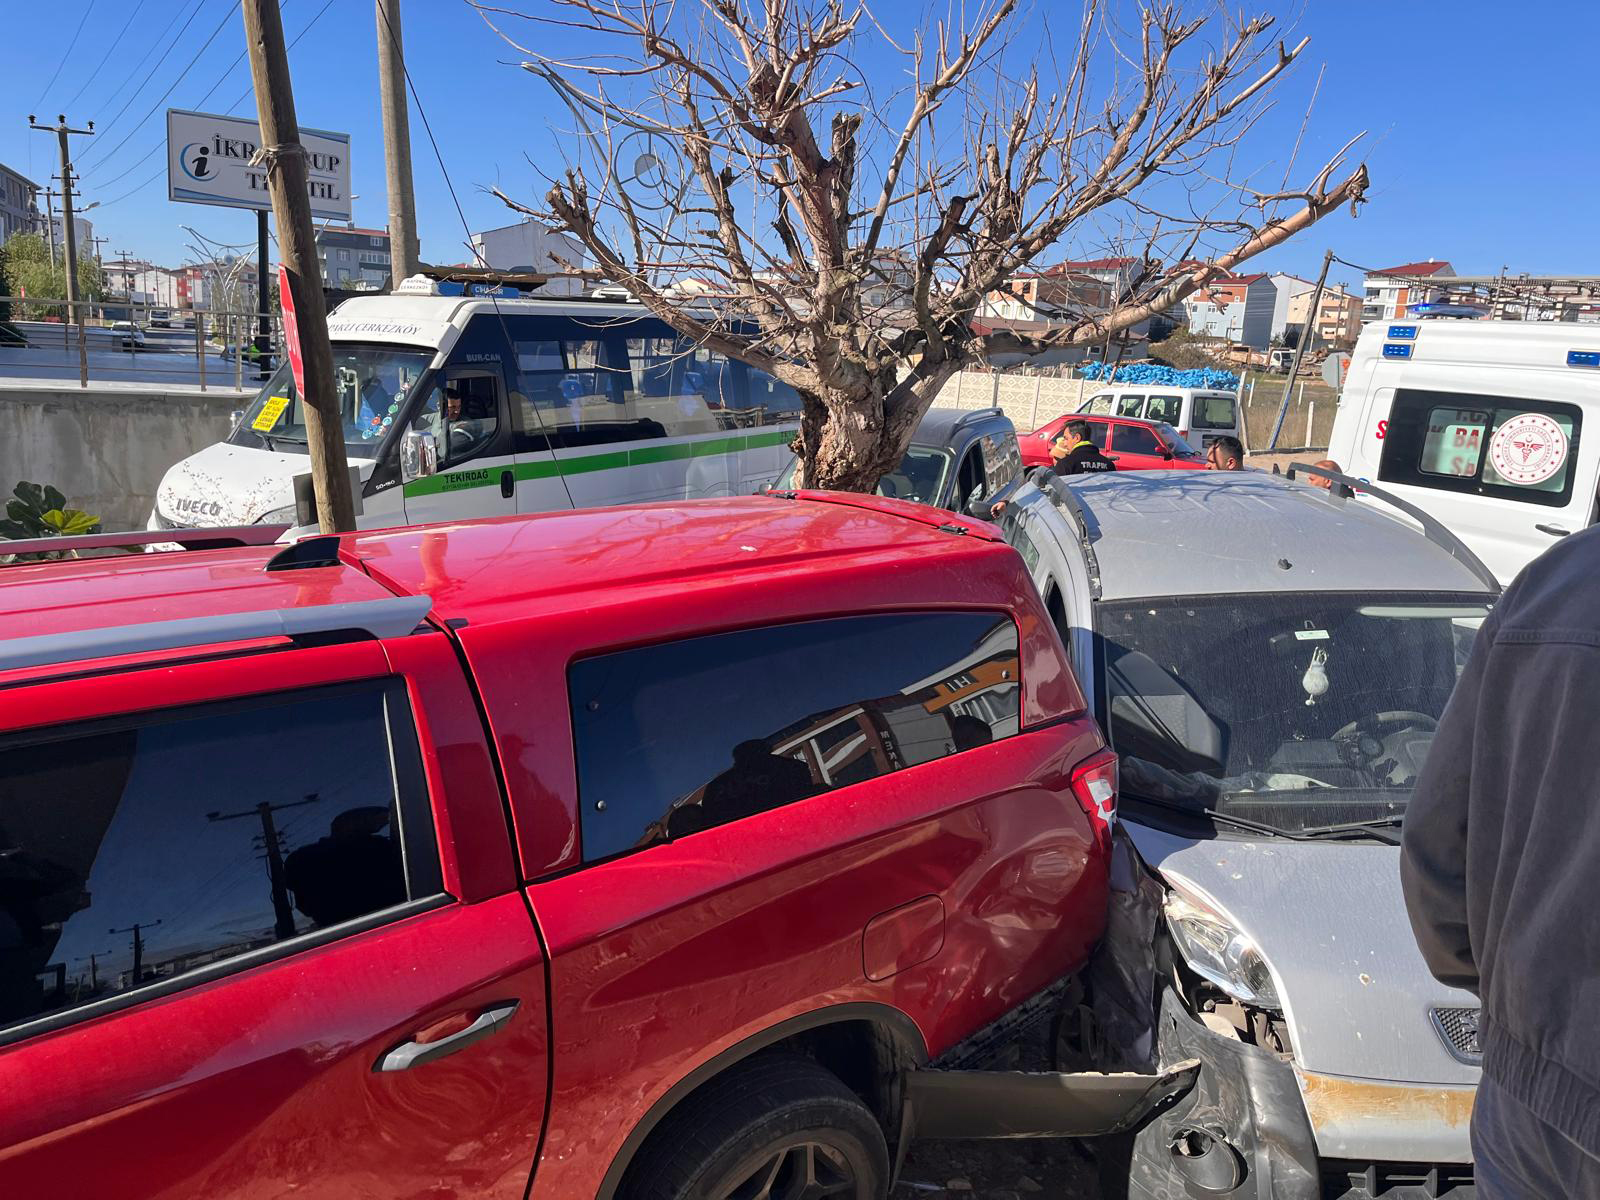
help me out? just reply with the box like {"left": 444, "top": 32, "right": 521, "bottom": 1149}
{"left": 999, "top": 465, "right": 1497, "bottom": 1198}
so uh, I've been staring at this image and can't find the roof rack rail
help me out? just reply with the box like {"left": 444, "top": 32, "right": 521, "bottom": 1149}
{"left": 1033, "top": 470, "right": 1103, "bottom": 599}
{"left": 0, "top": 595, "right": 434, "bottom": 675}
{"left": 0, "top": 525, "right": 291, "bottom": 563}
{"left": 1285, "top": 462, "right": 1501, "bottom": 593}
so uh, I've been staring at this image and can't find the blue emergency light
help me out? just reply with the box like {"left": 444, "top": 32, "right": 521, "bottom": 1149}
{"left": 1387, "top": 325, "right": 1418, "bottom": 339}
{"left": 1567, "top": 350, "right": 1600, "bottom": 368}
{"left": 1382, "top": 343, "right": 1414, "bottom": 359}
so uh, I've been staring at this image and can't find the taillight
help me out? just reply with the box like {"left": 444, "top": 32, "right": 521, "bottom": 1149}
{"left": 1070, "top": 749, "right": 1118, "bottom": 842}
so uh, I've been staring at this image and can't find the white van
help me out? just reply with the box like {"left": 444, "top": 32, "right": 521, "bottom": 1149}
{"left": 1328, "top": 320, "right": 1600, "bottom": 584}
{"left": 150, "top": 279, "right": 801, "bottom": 536}
{"left": 1075, "top": 384, "right": 1241, "bottom": 449}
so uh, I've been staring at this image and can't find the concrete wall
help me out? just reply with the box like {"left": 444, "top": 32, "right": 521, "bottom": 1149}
{"left": 929, "top": 370, "right": 1092, "bottom": 433}
{"left": 0, "top": 386, "right": 241, "bottom": 533}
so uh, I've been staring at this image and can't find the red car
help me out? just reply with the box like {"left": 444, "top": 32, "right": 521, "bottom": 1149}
{"left": 1022, "top": 413, "right": 1209, "bottom": 471}
{"left": 0, "top": 499, "right": 1188, "bottom": 1199}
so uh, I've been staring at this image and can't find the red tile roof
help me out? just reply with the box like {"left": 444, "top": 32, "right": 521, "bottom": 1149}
{"left": 1373, "top": 260, "right": 1452, "bottom": 277}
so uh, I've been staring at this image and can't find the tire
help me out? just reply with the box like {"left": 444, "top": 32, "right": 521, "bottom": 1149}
{"left": 619, "top": 1052, "right": 890, "bottom": 1200}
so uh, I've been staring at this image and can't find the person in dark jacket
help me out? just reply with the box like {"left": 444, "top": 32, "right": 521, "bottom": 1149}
{"left": 989, "top": 421, "right": 1115, "bottom": 518}
{"left": 1402, "top": 526, "right": 1600, "bottom": 1196}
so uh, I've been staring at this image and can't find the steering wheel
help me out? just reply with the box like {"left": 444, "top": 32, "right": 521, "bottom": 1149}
{"left": 1332, "top": 711, "right": 1439, "bottom": 741}
{"left": 1332, "top": 711, "right": 1439, "bottom": 776}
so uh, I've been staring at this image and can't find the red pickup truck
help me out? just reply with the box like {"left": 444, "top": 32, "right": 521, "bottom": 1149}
{"left": 0, "top": 494, "right": 1190, "bottom": 1197}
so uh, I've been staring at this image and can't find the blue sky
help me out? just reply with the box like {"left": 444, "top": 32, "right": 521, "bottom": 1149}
{"left": 2, "top": 0, "right": 1596, "bottom": 291}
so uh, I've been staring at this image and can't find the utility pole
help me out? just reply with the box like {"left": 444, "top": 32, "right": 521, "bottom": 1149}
{"left": 256, "top": 210, "right": 272, "bottom": 379}
{"left": 1269, "top": 248, "right": 1333, "bottom": 450}
{"left": 109, "top": 920, "right": 162, "bottom": 985}
{"left": 88, "top": 234, "right": 109, "bottom": 267}
{"left": 375, "top": 0, "right": 420, "bottom": 284}
{"left": 241, "top": 0, "right": 357, "bottom": 531}
{"left": 42, "top": 187, "right": 59, "bottom": 265}
{"left": 29, "top": 115, "right": 94, "bottom": 318}
{"left": 208, "top": 795, "right": 319, "bottom": 940}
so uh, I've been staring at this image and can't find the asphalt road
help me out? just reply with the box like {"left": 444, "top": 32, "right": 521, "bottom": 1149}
{"left": 1, "top": 322, "right": 268, "bottom": 389}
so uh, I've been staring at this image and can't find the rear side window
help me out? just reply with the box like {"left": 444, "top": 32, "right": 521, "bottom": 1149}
{"left": 1191, "top": 394, "right": 1238, "bottom": 430}
{"left": 1114, "top": 394, "right": 1145, "bottom": 418}
{"left": 570, "top": 613, "right": 1022, "bottom": 861}
{"left": 1081, "top": 420, "right": 1109, "bottom": 449}
{"left": 1144, "top": 394, "right": 1182, "bottom": 425}
{"left": 0, "top": 682, "right": 440, "bottom": 1041}
{"left": 1379, "top": 388, "right": 1582, "bottom": 508}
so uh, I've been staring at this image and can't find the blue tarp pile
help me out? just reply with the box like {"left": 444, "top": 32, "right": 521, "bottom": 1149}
{"left": 1077, "top": 362, "right": 1240, "bottom": 389}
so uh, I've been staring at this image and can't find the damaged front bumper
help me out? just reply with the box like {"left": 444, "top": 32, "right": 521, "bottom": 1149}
{"left": 1121, "top": 988, "right": 1475, "bottom": 1199}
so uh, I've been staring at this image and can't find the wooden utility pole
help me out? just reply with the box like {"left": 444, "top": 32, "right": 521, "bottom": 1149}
{"left": 241, "top": 0, "right": 356, "bottom": 531}
{"left": 375, "top": 0, "right": 420, "bottom": 284}
{"left": 209, "top": 795, "right": 318, "bottom": 941}
{"left": 31, "top": 116, "right": 94, "bottom": 386}
{"left": 1268, "top": 248, "right": 1333, "bottom": 450}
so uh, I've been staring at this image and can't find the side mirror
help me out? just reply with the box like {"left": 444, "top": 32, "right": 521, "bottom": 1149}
{"left": 401, "top": 429, "right": 438, "bottom": 483}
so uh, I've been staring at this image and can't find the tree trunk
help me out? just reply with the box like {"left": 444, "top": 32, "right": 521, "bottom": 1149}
{"left": 793, "top": 362, "right": 961, "bottom": 492}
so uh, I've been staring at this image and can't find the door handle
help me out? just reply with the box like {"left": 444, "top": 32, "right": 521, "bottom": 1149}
{"left": 374, "top": 1001, "right": 520, "bottom": 1072}
{"left": 500, "top": 469, "right": 515, "bottom": 499}
{"left": 1535, "top": 523, "right": 1572, "bottom": 538}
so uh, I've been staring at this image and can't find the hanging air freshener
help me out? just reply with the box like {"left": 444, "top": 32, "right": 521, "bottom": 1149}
{"left": 1302, "top": 647, "right": 1329, "bottom": 706}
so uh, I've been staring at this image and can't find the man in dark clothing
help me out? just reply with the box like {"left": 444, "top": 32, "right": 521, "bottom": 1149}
{"left": 990, "top": 420, "right": 1114, "bottom": 518}
{"left": 1401, "top": 526, "right": 1600, "bottom": 1196}
{"left": 1049, "top": 420, "right": 1118, "bottom": 476}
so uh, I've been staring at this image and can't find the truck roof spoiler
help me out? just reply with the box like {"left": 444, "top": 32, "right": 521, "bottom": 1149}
{"left": 1285, "top": 462, "right": 1502, "bottom": 594}
{"left": 0, "top": 525, "right": 291, "bottom": 563}
{"left": 0, "top": 595, "right": 434, "bottom": 676}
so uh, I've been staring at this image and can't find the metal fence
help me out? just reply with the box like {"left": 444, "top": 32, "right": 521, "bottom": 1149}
{"left": 0, "top": 296, "right": 282, "bottom": 392}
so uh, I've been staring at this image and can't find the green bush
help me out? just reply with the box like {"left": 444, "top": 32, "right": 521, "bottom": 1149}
{"left": 0, "top": 481, "right": 103, "bottom": 563}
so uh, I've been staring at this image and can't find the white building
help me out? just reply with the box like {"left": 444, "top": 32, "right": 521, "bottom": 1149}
{"left": 469, "top": 220, "right": 585, "bottom": 292}
{"left": 1267, "top": 273, "right": 1316, "bottom": 342}
{"left": 1361, "top": 260, "right": 1456, "bottom": 321}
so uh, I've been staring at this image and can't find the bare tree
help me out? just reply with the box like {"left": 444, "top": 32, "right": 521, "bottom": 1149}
{"left": 477, "top": 0, "right": 1368, "bottom": 491}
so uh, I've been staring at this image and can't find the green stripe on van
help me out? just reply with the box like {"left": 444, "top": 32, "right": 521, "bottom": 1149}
{"left": 402, "top": 428, "right": 794, "bottom": 497}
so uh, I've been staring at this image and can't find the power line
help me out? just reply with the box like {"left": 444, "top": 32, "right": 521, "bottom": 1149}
{"left": 85, "top": 0, "right": 295, "bottom": 187}
{"left": 93, "top": 0, "right": 336, "bottom": 210}
{"left": 76, "top": 0, "right": 210, "bottom": 167}
{"left": 62, "top": 0, "right": 153, "bottom": 113}
{"left": 33, "top": 0, "right": 101, "bottom": 111}
{"left": 88, "top": 0, "right": 193, "bottom": 119}
{"left": 83, "top": 0, "right": 244, "bottom": 174}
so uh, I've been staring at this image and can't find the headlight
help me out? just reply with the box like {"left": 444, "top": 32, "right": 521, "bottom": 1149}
{"left": 255, "top": 504, "right": 298, "bottom": 526}
{"left": 1163, "top": 889, "right": 1281, "bottom": 1009}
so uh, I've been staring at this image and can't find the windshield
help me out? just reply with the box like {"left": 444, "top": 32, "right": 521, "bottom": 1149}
{"left": 227, "top": 343, "right": 434, "bottom": 458}
{"left": 777, "top": 446, "right": 952, "bottom": 505}
{"left": 1098, "top": 593, "right": 1491, "bottom": 835}
{"left": 1157, "top": 424, "right": 1202, "bottom": 457}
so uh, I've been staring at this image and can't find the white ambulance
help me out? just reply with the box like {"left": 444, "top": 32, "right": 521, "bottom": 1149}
{"left": 149, "top": 278, "right": 801, "bottom": 536}
{"left": 1328, "top": 320, "right": 1600, "bottom": 583}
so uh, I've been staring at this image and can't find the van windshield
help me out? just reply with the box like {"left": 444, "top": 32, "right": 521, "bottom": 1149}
{"left": 1098, "top": 593, "right": 1491, "bottom": 837}
{"left": 227, "top": 343, "right": 434, "bottom": 458}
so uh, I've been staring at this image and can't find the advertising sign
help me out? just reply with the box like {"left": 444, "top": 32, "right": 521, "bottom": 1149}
{"left": 167, "top": 108, "right": 351, "bottom": 221}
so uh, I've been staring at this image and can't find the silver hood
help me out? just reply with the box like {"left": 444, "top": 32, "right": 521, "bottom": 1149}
{"left": 1126, "top": 820, "right": 1480, "bottom": 1087}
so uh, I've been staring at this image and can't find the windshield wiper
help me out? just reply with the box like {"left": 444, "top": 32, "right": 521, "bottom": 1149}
{"left": 1124, "top": 792, "right": 1288, "bottom": 839}
{"left": 1294, "top": 816, "right": 1404, "bottom": 845}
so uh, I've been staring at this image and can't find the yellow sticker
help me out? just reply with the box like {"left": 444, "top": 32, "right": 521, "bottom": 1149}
{"left": 252, "top": 395, "right": 291, "bottom": 432}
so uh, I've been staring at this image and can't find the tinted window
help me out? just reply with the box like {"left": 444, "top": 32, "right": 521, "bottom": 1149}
{"left": 1379, "top": 388, "right": 1582, "bottom": 508}
{"left": 1192, "top": 394, "right": 1238, "bottom": 430}
{"left": 745, "top": 366, "right": 804, "bottom": 425}
{"left": 1081, "top": 420, "right": 1110, "bottom": 449}
{"left": 1112, "top": 424, "right": 1162, "bottom": 457}
{"left": 1145, "top": 394, "right": 1182, "bottom": 425}
{"left": 620, "top": 336, "right": 737, "bottom": 438}
{"left": 1114, "top": 394, "right": 1145, "bottom": 418}
{"left": 509, "top": 325, "right": 634, "bottom": 451}
{"left": 981, "top": 432, "right": 1022, "bottom": 496}
{"left": 410, "top": 369, "right": 502, "bottom": 465}
{"left": 0, "top": 683, "right": 439, "bottom": 1039}
{"left": 571, "top": 613, "right": 1021, "bottom": 860}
